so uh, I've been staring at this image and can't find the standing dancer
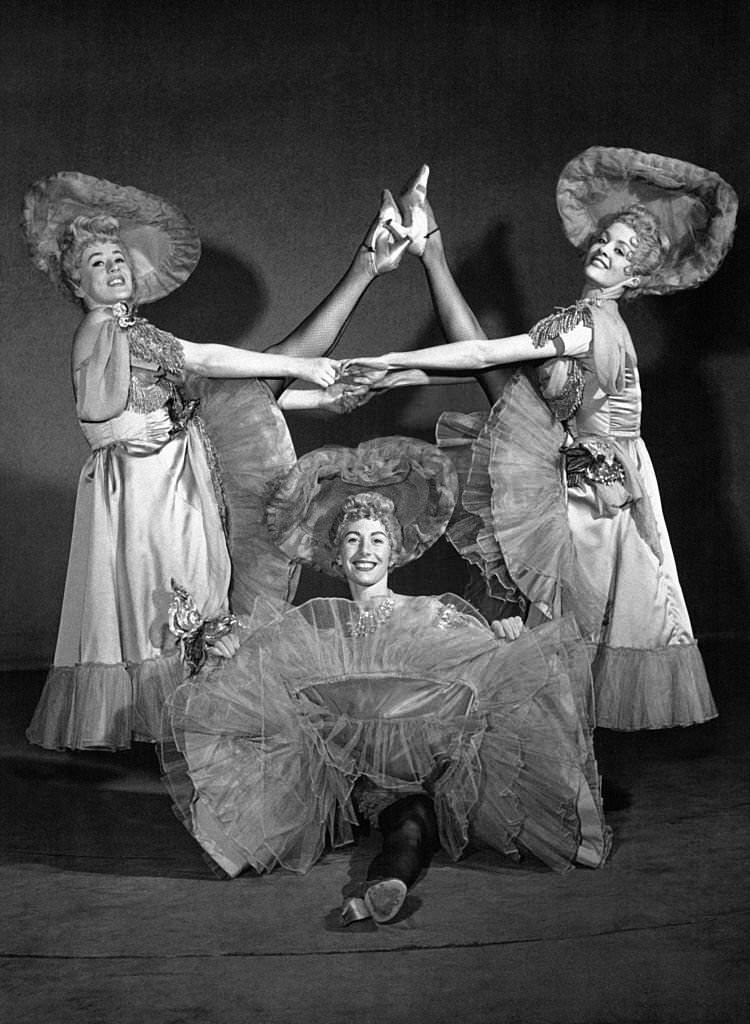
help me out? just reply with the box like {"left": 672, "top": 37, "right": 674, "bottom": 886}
{"left": 22, "top": 171, "right": 413, "bottom": 750}
{"left": 349, "top": 149, "right": 737, "bottom": 730}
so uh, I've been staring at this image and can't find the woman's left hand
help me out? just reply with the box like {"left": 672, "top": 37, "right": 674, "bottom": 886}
{"left": 491, "top": 616, "right": 525, "bottom": 642}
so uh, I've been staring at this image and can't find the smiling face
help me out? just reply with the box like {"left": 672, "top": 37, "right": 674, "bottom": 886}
{"left": 583, "top": 221, "right": 639, "bottom": 292}
{"left": 74, "top": 240, "right": 134, "bottom": 308}
{"left": 337, "top": 517, "right": 394, "bottom": 591}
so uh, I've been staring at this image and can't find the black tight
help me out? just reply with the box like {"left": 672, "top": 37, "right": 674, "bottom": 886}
{"left": 367, "top": 794, "right": 440, "bottom": 889}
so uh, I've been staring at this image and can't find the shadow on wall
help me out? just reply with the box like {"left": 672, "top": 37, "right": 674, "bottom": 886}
{"left": 449, "top": 220, "right": 529, "bottom": 404}
{"left": 149, "top": 243, "right": 270, "bottom": 348}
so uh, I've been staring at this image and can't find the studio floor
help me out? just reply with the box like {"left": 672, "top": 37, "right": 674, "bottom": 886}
{"left": 1, "top": 641, "right": 748, "bottom": 1024}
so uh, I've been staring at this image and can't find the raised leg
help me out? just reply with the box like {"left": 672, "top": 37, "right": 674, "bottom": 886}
{"left": 398, "top": 165, "right": 513, "bottom": 405}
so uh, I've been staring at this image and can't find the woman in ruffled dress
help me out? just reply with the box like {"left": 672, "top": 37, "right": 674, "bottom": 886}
{"left": 22, "top": 172, "right": 415, "bottom": 751}
{"left": 162, "top": 437, "right": 610, "bottom": 926}
{"left": 350, "top": 149, "right": 737, "bottom": 731}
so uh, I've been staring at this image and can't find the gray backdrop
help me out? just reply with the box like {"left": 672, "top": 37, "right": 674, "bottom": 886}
{"left": 2, "top": 0, "right": 748, "bottom": 669}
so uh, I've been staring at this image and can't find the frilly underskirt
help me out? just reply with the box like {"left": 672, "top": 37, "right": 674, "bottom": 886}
{"left": 435, "top": 409, "right": 525, "bottom": 619}
{"left": 161, "top": 596, "right": 610, "bottom": 878}
{"left": 590, "top": 641, "right": 715, "bottom": 731}
{"left": 26, "top": 653, "right": 185, "bottom": 751}
{"left": 186, "top": 376, "right": 300, "bottom": 612}
{"left": 437, "top": 370, "right": 603, "bottom": 633}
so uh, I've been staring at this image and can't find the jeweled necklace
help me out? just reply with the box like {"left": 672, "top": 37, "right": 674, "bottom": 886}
{"left": 346, "top": 592, "right": 395, "bottom": 638}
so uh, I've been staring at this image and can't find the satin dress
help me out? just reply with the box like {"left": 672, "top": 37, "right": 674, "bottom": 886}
{"left": 437, "top": 297, "right": 717, "bottom": 731}
{"left": 26, "top": 306, "right": 299, "bottom": 751}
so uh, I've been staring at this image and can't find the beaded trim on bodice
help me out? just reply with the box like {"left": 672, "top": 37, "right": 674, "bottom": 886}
{"left": 529, "top": 301, "right": 594, "bottom": 349}
{"left": 110, "top": 304, "right": 186, "bottom": 415}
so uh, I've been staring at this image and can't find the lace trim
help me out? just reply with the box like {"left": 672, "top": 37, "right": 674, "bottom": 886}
{"left": 116, "top": 310, "right": 185, "bottom": 375}
{"left": 542, "top": 359, "right": 585, "bottom": 421}
{"left": 127, "top": 375, "right": 177, "bottom": 413}
{"left": 529, "top": 301, "right": 593, "bottom": 349}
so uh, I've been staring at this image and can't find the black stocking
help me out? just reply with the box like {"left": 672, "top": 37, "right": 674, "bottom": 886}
{"left": 367, "top": 794, "right": 440, "bottom": 889}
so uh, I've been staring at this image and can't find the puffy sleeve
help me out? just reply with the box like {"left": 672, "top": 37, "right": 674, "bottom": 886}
{"left": 71, "top": 312, "right": 131, "bottom": 422}
{"left": 589, "top": 303, "right": 630, "bottom": 395}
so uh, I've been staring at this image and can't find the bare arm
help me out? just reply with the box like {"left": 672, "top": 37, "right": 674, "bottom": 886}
{"left": 354, "top": 322, "right": 591, "bottom": 373}
{"left": 179, "top": 339, "right": 338, "bottom": 388}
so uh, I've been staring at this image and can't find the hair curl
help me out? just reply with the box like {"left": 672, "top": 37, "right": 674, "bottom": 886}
{"left": 58, "top": 214, "right": 131, "bottom": 297}
{"left": 595, "top": 204, "right": 670, "bottom": 283}
{"left": 329, "top": 492, "right": 403, "bottom": 553}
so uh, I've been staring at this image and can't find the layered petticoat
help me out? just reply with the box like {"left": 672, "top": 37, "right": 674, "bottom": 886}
{"left": 161, "top": 595, "right": 610, "bottom": 878}
{"left": 437, "top": 370, "right": 717, "bottom": 731}
{"left": 28, "top": 378, "right": 298, "bottom": 751}
{"left": 186, "top": 378, "right": 300, "bottom": 613}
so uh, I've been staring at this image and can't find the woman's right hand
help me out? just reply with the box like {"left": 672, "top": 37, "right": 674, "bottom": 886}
{"left": 294, "top": 356, "right": 340, "bottom": 388}
{"left": 491, "top": 616, "right": 525, "bottom": 642}
{"left": 341, "top": 356, "right": 393, "bottom": 375}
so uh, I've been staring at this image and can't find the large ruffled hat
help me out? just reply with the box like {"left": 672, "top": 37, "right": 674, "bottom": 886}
{"left": 556, "top": 146, "right": 737, "bottom": 295}
{"left": 22, "top": 171, "right": 201, "bottom": 304}
{"left": 266, "top": 436, "right": 458, "bottom": 576}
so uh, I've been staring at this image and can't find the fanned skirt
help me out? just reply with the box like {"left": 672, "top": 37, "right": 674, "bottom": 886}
{"left": 161, "top": 595, "right": 610, "bottom": 877}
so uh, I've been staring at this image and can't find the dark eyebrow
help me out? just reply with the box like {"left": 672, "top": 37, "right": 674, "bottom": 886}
{"left": 85, "top": 247, "right": 124, "bottom": 263}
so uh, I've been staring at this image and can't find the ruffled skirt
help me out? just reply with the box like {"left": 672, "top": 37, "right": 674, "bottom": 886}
{"left": 161, "top": 596, "right": 610, "bottom": 877}
{"left": 437, "top": 372, "right": 717, "bottom": 730}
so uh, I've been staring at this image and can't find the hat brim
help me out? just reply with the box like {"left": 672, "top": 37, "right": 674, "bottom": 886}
{"left": 266, "top": 437, "right": 458, "bottom": 578}
{"left": 556, "top": 147, "right": 737, "bottom": 295}
{"left": 22, "top": 171, "right": 201, "bottom": 304}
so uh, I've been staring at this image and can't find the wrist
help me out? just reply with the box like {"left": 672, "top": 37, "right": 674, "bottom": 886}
{"left": 288, "top": 356, "right": 306, "bottom": 379}
{"left": 352, "top": 245, "right": 379, "bottom": 282}
{"left": 421, "top": 237, "right": 447, "bottom": 270}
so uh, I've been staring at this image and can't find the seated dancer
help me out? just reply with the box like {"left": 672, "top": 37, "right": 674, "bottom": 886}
{"left": 348, "top": 150, "right": 738, "bottom": 731}
{"left": 161, "top": 437, "right": 610, "bottom": 926}
{"left": 22, "top": 171, "right": 417, "bottom": 751}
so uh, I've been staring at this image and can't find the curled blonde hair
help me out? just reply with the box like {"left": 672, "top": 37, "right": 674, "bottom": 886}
{"left": 595, "top": 204, "right": 670, "bottom": 281}
{"left": 59, "top": 214, "right": 131, "bottom": 297}
{"left": 329, "top": 492, "right": 403, "bottom": 552}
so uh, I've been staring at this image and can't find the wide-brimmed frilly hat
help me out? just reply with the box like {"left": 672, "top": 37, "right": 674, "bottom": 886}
{"left": 556, "top": 146, "right": 737, "bottom": 295}
{"left": 266, "top": 436, "right": 458, "bottom": 577}
{"left": 22, "top": 171, "right": 201, "bottom": 304}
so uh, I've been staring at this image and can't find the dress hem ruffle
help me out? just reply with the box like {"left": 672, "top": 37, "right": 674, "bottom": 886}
{"left": 26, "top": 652, "right": 185, "bottom": 751}
{"left": 591, "top": 640, "right": 718, "bottom": 731}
